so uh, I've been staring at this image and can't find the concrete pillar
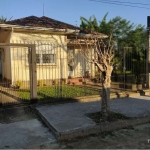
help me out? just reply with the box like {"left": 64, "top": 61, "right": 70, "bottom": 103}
{"left": 29, "top": 45, "right": 37, "bottom": 102}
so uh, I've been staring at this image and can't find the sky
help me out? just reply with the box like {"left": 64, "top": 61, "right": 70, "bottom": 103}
{"left": 1, "top": 0, "right": 150, "bottom": 28}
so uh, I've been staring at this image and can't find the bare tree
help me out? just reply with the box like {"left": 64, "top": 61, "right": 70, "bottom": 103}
{"left": 74, "top": 35, "right": 114, "bottom": 118}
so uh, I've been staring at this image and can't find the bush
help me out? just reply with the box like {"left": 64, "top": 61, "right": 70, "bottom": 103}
{"left": 38, "top": 80, "right": 43, "bottom": 87}
{"left": 53, "top": 79, "right": 59, "bottom": 85}
{"left": 16, "top": 80, "right": 22, "bottom": 89}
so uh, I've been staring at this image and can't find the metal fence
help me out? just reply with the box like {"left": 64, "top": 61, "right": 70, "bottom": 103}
{"left": 0, "top": 42, "right": 148, "bottom": 105}
{"left": 111, "top": 46, "right": 147, "bottom": 91}
{"left": 0, "top": 42, "right": 100, "bottom": 105}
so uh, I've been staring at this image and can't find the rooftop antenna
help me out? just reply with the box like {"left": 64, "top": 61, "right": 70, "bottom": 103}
{"left": 9, "top": 16, "right": 13, "bottom": 21}
{"left": 43, "top": 3, "right": 44, "bottom": 16}
{"left": 75, "top": 21, "right": 77, "bottom": 33}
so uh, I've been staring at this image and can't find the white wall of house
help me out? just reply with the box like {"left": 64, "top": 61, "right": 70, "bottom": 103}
{"left": 73, "top": 48, "right": 95, "bottom": 78}
{"left": 10, "top": 32, "right": 68, "bottom": 85}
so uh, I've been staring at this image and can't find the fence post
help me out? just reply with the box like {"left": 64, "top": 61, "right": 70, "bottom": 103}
{"left": 146, "top": 31, "right": 150, "bottom": 88}
{"left": 29, "top": 45, "right": 37, "bottom": 103}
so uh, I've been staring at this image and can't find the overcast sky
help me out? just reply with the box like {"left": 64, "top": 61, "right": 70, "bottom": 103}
{"left": 1, "top": 0, "right": 150, "bottom": 27}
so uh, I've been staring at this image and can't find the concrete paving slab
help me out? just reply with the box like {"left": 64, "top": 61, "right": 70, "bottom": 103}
{"left": 110, "top": 96, "right": 150, "bottom": 117}
{"left": 36, "top": 96, "right": 150, "bottom": 134}
{"left": 36, "top": 102, "right": 99, "bottom": 132}
{"left": 0, "top": 106, "right": 56, "bottom": 149}
{"left": 0, "top": 119, "right": 56, "bottom": 149}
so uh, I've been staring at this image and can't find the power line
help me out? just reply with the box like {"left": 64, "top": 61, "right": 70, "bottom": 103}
{"left": 89, "top": 0, "right": 150, "bottom": 9}
{"left": 95, "top": 0, "right": 150, "bottom": 6}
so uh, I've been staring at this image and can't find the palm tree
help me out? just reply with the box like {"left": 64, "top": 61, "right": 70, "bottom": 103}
{"left": 80, "top": 15, "right": 99, "bottom": 31}
{"left": 0, "top": 16, "right": 7, "bottom": 23}
{"left": 80, "top": 13, "right": 109, "bottom": 32}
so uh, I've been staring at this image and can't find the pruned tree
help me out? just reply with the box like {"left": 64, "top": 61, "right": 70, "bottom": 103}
{"left": 73, "top": 35, "right": 114, "bottom": 118}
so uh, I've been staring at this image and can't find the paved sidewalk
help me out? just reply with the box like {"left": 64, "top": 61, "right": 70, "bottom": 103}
{"left": 36, "top": 95, "right": 150, "bottom": 138}
{"left": 0, "top": 107, "right": 56, "bottom": 149}
{"left": 0, "top": 95, "right": 150, "bottom": 148}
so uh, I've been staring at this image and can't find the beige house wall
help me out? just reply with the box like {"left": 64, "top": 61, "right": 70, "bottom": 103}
{"left": 10, "top": 32, "right": 68, "bottom": 85}
{"left": 2, "top": 31, "right": 95, "bottom": 85}
{"left": 73, "top": 48, "right": 95, "bottom": 78}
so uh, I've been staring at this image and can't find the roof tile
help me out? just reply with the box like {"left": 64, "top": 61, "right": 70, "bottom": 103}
{"left": 4, "top": 16, "right": 106, "bottom": 36}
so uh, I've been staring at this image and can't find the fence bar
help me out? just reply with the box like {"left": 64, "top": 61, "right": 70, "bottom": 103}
{"left": 147, "top": 32, "right": 150, "bottom": 88}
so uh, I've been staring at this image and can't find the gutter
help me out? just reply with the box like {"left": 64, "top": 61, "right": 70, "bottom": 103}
{"left": 71, "top": 33, "right": 108, "bottom": 39}
{"left": 0, "top": 24, "right": 80, "bottom": 34}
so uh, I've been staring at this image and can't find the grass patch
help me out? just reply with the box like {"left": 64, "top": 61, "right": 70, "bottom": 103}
{"left": 86, "top": 111, "right": 130, "bottom": 123}
{"left": 18, "top": 85, "right": 100, "bottom": 100}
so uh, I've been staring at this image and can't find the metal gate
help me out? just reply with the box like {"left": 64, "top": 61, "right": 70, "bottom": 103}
{"left": 0, "top": 43, "right": 36, "bottom": 105}
{"left": 111, "top": 46, "right": 147, "bottom": 91}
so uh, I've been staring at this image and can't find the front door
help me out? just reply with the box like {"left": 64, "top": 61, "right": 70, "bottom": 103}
{"left": 67, "top": 46, "right": 75, "bottom": 78}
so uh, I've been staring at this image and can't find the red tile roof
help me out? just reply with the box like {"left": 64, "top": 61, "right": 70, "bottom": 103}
{"left": 6, "top": 16, "right": 79, "bottom": 30}
{"left": 5, "top": 16, "right": 106, "bottom": 36}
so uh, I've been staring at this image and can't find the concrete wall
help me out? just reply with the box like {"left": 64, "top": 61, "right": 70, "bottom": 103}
{"left": 3, "top": 32, "right": 12, "bottom": 81}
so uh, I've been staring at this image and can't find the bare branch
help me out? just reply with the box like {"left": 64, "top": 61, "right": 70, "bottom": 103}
{"left": 93, "top": 60, "right": 105, "bottom": 72}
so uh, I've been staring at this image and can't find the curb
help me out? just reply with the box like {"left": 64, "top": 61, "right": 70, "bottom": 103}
{"left": 34, "top": 106, "right": 150, "bottom": 141}
{"left": 56, "top": 116, "right": 150, "bottom": 140}
{"left": 74, "top": 92, "right": 140, "bottom": 102}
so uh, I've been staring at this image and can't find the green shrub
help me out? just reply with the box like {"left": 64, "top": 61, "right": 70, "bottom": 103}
{"left": 61, "top": 81, "right": 65, "bottom": 85}
{"left": 38, "top": 80, "right": 43, "bottom": 87}
{"left": 16, "top": 80, "right": 22, "bottom": 89}
{"left": 125, "top": 70, "right": 132, "bottom": 74}
{"left": 53, "top": 79, "right": 59, "bottom": 85}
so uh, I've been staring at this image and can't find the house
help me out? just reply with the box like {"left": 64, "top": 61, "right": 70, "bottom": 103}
{"left": 0, "top": 16, "right": 107, "bottom": 87}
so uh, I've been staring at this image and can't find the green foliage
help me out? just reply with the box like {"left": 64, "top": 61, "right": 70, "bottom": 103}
{"left": 53, "top": 79, "right": 59, "bottom": 85}
{"left": 16, "top": 80, "right": 22, "bottom": 89}
{"left": 38, "top": 80, "right": 43, "bottom": 87}
{"left": 0, "top": 16, "right": 7, "bottom": 23}
{"left": 80, "top": 15, "right": 99, "bottom": 31}
{"left": 61, "top": 80, "right": 65, "bottom": 85}
{"left": 80, "top": 14, "right": 147, "bottom": 50}
{"left": 80, "top": 14, "right": 147, "bottom": 78}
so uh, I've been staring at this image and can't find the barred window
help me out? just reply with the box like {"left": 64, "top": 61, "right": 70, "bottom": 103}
{"left": 42, "top": 54, "right": 55, "bottom": 64}
{"left": 36, "top": 54, "right": 40, "bottom": 64}
{"left": 27, "top": 42, "right": 57, "bottom": 65}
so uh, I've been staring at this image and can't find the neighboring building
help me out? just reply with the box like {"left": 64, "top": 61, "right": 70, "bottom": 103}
{"left": 0, "top": 16, "right": 106, "bottom": 86}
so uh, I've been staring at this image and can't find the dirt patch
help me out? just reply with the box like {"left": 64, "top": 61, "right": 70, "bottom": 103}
{"left": 86, "top": 111, "right": 130, "bottom": 123}
{"left": 0, "top": 106, "right": 38, "bottom": 124}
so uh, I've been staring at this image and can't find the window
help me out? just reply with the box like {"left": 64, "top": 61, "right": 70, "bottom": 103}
{"left": 42, "top": 54, "right": 55, "bottom": 64}
{"left": 27, "top": 42, "right": 57, "bottom": 65}
{"left": 35, "top": 53, "right": 56, "bottom": 65}
{"left": 36, "top": 54, "right": 40, "bottom": 63}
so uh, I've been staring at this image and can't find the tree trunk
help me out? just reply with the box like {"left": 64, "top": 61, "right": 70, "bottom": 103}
{"left": 101, "top": 86, "right": 110, "bottom": 118}
{"left": 101, "top": 65, "right": 113, "bottom": 119}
